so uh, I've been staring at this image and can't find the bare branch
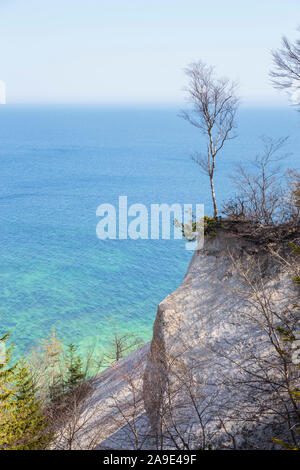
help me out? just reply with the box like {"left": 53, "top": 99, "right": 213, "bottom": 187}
{"left": 180, "top": 61, "right": 239, "bottom": 217}
{"left": 270, "top": 28, "right": 300, "bottom": 106}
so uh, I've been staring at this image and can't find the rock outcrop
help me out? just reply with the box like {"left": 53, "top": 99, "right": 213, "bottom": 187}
{"left": 143, "top": 229, "right": 299, "bottom": 449}
{"left": 63, "top": 227, "right": 298, "bottom": 450}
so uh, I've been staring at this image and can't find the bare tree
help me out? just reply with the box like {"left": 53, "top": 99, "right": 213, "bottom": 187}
{"left": 144, "top": 331, "right": 224, "bottom": 450}
{"left": 222, "top": 136, "right": 289, "bottom": 225}
{"left": 270, "top": 28, "right": 300, "bottom": 106}
{"left": 27, "top": 337, "right": 106, "bottom": 449}
{"left": 283, "top": 170, "right": 300, "bottom": 224}
{"left": 180, "top": 61, "right": 239, "bottom": 217}
{"left": 104, "top": 330, "right": 143, "bottom": 365}
{"left": 48, "top": 378, "right": 96, "bottom": 450}
{"left": 154, "top": 352, "right": 220, "bottom": 450}
{"left": 53, "top": 345, "right": 151, "bottom": 450}
{"left": 214, "top": 248, "right": 300, "bottom": 449}
{"left": 101, "top": 346, "right": 150, "bottom": 450}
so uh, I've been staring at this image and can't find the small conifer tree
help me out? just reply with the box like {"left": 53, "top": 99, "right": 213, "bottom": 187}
{"left": 9, "top": 360, "right": 53, "bottom": 450}
{"left": 40, "top": 328, "right": 64, "bottom": 401}
{"left": 65, "top": 343, "right": 85, "bottom": 392}
{"left": 0, "top": 332, "right": 17, "bottom": 449}
{"left": 0, "top": 335, "right": 52, "bottom": 450}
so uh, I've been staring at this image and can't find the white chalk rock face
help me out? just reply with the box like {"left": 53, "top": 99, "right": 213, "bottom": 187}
{"left": 143, "top": 230, "right": 298, "bottom": 449}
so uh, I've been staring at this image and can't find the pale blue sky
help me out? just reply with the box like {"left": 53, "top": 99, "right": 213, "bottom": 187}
{"left": 0, "top": 0, "right": 299, "bottom": 105}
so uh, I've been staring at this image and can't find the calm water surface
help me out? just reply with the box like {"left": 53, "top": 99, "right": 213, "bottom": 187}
{"left": 0, "top": 106, "right": 299, "bottom": 357}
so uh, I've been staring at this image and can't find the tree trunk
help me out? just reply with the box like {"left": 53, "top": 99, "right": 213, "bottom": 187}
{"left": 210, "top": 174, "right": 218, "bottom": 218}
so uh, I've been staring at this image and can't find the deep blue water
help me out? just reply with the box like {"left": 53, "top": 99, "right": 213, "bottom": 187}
{"left": 0, "top": 106, "right": 299, "bottom": 358}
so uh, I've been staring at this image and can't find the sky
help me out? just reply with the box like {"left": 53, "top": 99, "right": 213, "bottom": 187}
{"left": 0, "top": 0, "right": 299, "bottom": 106}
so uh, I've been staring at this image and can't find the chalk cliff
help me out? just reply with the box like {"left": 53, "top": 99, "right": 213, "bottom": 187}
{"left": 143, "top": 228, "right": 299, "bottom": 449}
{"left": 61, "top": 226, "right": 298, "bottom": 449}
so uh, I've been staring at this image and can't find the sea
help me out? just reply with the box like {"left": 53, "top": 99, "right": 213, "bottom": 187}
{"left": 0, "top": 105, "right": 299, "bottom": 359}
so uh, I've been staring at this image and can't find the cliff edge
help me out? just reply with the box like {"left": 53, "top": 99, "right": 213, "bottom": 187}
{"left": 143, "top": 228, "right": 299, "bottom": 449}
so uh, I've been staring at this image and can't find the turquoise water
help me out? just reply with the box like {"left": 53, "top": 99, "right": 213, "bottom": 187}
{"left": 0, "top": 106, "right": 299, "bottom": 358}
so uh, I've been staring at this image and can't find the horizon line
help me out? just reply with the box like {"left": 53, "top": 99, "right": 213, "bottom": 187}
{"left": 0, "top": 101, "right": 294, "bottom": 110}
